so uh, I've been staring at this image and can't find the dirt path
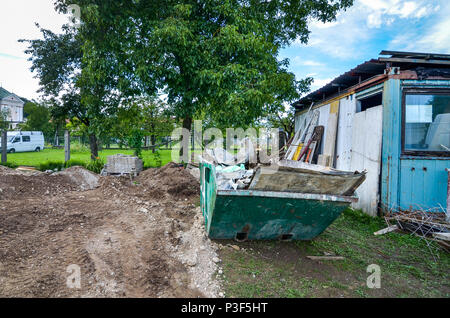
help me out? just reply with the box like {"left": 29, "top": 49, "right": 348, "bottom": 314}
{"left": 0, "top": 164, "right": 221, "bottom": 298}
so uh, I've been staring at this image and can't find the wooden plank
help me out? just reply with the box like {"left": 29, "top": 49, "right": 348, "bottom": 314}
{"left": 292, "top": 144, "right": 303, "bottom": 161}
{"left": 307, "top": 256, "right": 345, "bottom": 261}
{"left": 433, "top": 232, "right": 450, "bottom": 241}
{"left": 322, "top": 100, "right": 339, "bottom": 167}
{"left": 249, "top": 166, "right": 366, "bottom": 196}
{"left": 374, "top": 225, "right": 398, "bottom": 236}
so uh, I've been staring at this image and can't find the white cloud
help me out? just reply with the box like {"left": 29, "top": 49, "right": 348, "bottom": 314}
{"left": 292, "top": 57, "right": 324, "bottom": 67}
{"left": 388, "top": 1, "right": 450, "bottom": 53}
{"left": 294, "top": 0, "right": 440, "bottom": 59}
{"left": 310, "top": 78, "right": 334, "bottom": 91}
{"left": 0, "top": 0, "right": 70, "bottom": 99}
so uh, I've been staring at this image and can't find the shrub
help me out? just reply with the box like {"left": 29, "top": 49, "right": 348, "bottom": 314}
{"left": 0, "top": 162, "right": 18, "bottom": 169}
{"left": 70, "top": 141, "right": 90, "bottom": 154}
{"left": 38, "top": 160, "right": 65, "bottom": 172}
{"left": 84, "top": 159, "right": 105, "bottom": 174}
{"left": 37, "top": 158, "right": 105, "bottom": 174}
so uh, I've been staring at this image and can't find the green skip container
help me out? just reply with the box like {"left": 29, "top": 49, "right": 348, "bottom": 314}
{"left": 200, "top": 162, "right": 358, "bottom": 241}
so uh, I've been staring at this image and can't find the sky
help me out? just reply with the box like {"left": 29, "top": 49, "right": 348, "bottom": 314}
{"left": 0, "top": 0, "right": 449, "bottom": 100}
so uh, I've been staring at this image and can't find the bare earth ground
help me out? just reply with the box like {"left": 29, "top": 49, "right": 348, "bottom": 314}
{"left": 0, "top": 164, "right": 221, "bottom": 298}
{"left": 1, "top": 164, "right": 448, "bottom": 298}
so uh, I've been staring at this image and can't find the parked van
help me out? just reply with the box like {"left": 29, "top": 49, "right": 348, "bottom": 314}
{"left": 0, "top": 131, "right": 45, "bottom": 153}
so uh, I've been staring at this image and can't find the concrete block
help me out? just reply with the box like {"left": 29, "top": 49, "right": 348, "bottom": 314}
{"left": 105, "top": 154, "right": 143, "bottom": 176}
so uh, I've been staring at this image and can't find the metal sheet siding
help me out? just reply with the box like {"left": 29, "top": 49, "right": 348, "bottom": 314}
{"left": 381, "top": 78, "right": 450, "bottom": 213}
{"left": 381, "top": 79, "right": 402, "bottom": 211}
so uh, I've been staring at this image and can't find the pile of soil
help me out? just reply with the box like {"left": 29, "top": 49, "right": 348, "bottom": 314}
{"left": 0, "top": 166, "right": 100, "bottom": 200}
{"left": 0, "top": 163, "right": 221, "bottom": 298}
{"left": 138, "top": 163, "right": 200, "bottom": 198}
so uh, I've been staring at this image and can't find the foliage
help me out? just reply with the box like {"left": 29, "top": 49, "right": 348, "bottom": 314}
{"left": 84, "top": 158, "right": 105, "bottom": 174}
{"left": 264, "top": 106, "right": 293, "bottom": 138}
{"left": 18, "top": 101, "right": 53, "bottom": 139}
{"left": 127, "top": 128, "right": 145, "bottom": 158}
{"left": 0, "top": 162, "right": 18, "bottom": 169}
{"left": 5, "top": 148, "right": 173, "bottom": 168}
{"left": 0, "top": 108, "right": 10, "bottom": 131}
{"left": 20, "top": 21, "right": 122, "bottom": 160}
{"left": 70, "top": 140, "right": 90, "bottom": 153}
{"left": 54, "top": 0, "right": 353, "bottom": 132}
{"left": 37, "top": 158, "right": 104, "bottom": 174}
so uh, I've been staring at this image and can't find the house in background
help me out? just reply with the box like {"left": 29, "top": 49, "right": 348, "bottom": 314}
{"left": 293, "top": 51, "right": 450, "bottom": 217}
{"left": 0, "top": 86, "right": 25, "bottom": 129}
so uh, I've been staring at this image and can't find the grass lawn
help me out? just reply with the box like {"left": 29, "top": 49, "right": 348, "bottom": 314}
{"left": 3, "top": 148, "right": 175, "bottom": 168}
{"left": 218, "top": 209, "right": 450, "bottom": 298}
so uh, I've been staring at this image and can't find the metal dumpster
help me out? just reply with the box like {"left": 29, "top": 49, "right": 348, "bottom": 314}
{"left": 200, "top": 162, "right": 358, "bottom": 241}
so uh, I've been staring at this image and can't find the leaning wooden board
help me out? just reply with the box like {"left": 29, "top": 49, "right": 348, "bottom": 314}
{"left": 249, "top": 165, "right": 366, "bottom": 196}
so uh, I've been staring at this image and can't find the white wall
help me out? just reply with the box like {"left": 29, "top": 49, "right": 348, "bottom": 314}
{"left": 0, "top": 94, "right": 24, "bottom": 126}
{"left": 350, "top": 105, "right": 383, "bottom": 216}
{"left": 335, "top": 95, "right": 356, "bottom": 171}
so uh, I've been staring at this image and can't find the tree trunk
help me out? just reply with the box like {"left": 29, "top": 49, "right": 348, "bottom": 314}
{"left": 89, "top": 134, "right": 99, "bottom": 160}
{"left": 151, "top": 135, "right": 156, "bottom": 153}
{"left": 179, "top": 116, "right": 192, "bottom": 161}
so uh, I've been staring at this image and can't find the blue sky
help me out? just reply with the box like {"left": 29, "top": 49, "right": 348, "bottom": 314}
{"left": 0, "top": 0, "right": 449, "bottom": 100}
{"left": 280, "top": 0, "right": 450, "bottom": 92}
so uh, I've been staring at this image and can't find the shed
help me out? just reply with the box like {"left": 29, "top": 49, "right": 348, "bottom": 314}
{"left": 293, "top": 51, "right": 450, "bottom": 216}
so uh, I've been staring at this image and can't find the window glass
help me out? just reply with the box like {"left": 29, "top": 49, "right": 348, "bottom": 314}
{"left": 22, "top": 136, "right": 31, "bottom": 142}
{"left": 404, "top": 94, "right": 450, "bottom": 153}
{"left": 12, "top": 136, "right": 20, "bottom": 143}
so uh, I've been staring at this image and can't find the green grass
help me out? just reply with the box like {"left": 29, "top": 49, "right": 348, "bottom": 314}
{"left": 2, "top": 148, "right": 174, "bottom": 170}
{"left": 218, "top": 208, "right": 450, "bottom": 298}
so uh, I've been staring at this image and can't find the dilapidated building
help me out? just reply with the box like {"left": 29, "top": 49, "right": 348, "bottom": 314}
{"left": 293, "top": 51, "right": 450, "bottom": 216}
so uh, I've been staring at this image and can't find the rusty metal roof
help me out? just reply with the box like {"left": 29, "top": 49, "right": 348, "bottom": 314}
{"left": 293, "top": 59, "right": 386, "bottom": 109}
{"left": 293, "top": 51, "right": 450, "bottom": 109}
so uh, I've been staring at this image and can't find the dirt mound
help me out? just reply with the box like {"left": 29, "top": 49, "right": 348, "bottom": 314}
{"left": 138, "top": 163, "right": 200, "bottom": 198}
{"left": 0, "top": 166, "right": 100, "bottom": 200}
{"left": 0, "top": 162, "right": 221, "bottom": 298}
{"left": 55, "top": 166, "right": 99, "bottom": 190}
{"left": 0, "top": 173, "right": 79, "bottom": 200}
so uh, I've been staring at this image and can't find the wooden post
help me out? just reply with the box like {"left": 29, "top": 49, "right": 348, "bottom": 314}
{"left": 64, "top": 130, "right": 70, "bottom": 163}
{"left": 1, "top": 130, "right": 7, "bottom": 164}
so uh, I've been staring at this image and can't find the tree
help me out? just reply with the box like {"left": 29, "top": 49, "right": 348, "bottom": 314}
{"left": 106, "top": 97, "right": 175, "bottom": 154}
{"left": 54, "top": 0, "right": 353, "bottom": 134}
{"left": 0, "top": 108, "right": 10, "bottom": 131}
{"left": 19, "top": 102, "right": 52, "bottom": 139}
{"left": 21, "top": 23, "right": 124, "bottom": 159}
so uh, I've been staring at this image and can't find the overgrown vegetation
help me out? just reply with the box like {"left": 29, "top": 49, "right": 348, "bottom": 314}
{"left": 219, "top": 209, "right": 450, "bottom": 298}
{"left": 36, "top": 158, "right": 105, "bottom": 173}
{"left": 0, "top": 162, "right": 18, "bottom": 169}
{"left": 5, "top": 148, "right": 173, "bottom": 172}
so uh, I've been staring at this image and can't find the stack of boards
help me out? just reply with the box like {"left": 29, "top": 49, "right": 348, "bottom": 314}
{"left": 285, "top": 110, "right": 324, "bottom": 165}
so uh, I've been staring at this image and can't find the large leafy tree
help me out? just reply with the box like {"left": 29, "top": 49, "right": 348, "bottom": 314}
{"left": 21, "top": 24, "right": 125, "bottom": 159}
{"left": 55, "top": 0, "right": 353, "bottom": 133}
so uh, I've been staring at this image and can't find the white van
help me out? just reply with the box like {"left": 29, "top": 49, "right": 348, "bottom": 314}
{"left": 0, "top": 131, "right": 45, "bottom": 153}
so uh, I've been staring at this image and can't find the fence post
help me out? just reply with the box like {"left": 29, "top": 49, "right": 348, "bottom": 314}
{"left": 64, "top": 130, "right": 70, "bottom": 163}
{"left": 1, "top": 130, "right": 7, "bottom": 164}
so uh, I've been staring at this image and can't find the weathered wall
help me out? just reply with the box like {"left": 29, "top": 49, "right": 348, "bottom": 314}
{"left": 335, "top": 95, "right": 356, "bottom": 171}
{"left": 380, "top": 79, "right": 450, "bottom": 213}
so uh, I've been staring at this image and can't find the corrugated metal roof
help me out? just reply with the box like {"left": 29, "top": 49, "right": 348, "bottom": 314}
{"left": 293, "top": 59, "right": 386, "bottom": 109}
{"left": 293, "top": 50, "right": 450, "bottom": 110}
